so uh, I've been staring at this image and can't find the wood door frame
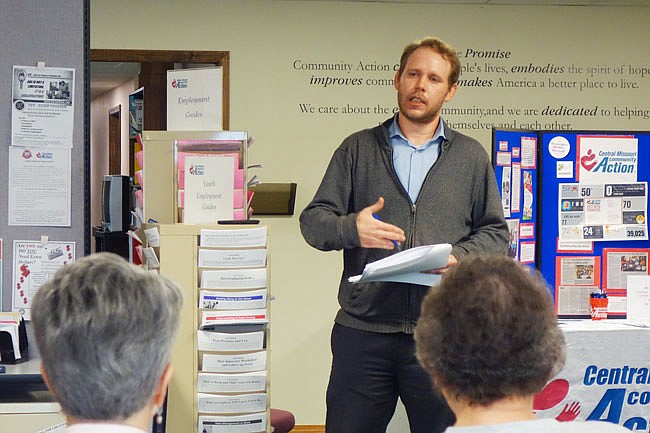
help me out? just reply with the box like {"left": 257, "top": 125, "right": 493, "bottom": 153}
{"left": 90, "top": 49, "right": 230, "bottom": 130}
{"left": 108, "top": 104, "right": 121, "bottom": 174}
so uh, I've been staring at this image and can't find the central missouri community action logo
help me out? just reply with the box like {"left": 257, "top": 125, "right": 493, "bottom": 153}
{"left": 171, "top": 77, "right": 188, "bottom": 89}
{"left": 534, "top": 379, "right": 581, "bottom": 422}
{"left": 579, "top": 148, "right": 635, "bottom": 174}
{"left": 576, "top": 137, "right": 638, "bottom": 183}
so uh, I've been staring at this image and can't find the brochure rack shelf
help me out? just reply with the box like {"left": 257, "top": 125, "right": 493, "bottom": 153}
{"left": 159, "top": 224, "right": 270, "bottom": 433}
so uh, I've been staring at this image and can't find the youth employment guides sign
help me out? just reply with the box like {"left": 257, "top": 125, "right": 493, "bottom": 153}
{"left": 183, "top": 154, "right": 234, "bottom": 224}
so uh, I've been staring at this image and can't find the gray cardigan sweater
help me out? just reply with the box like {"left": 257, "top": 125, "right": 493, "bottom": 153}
{"left": 300, "top": 118, "right": 508, "bottom": 333}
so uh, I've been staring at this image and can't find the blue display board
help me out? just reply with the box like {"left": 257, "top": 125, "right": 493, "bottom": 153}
{"left": 492, "top": 129, "right": 540, "bottom": 268}
{"left": 494, "top": 129, "right": 650, "bottom": 318}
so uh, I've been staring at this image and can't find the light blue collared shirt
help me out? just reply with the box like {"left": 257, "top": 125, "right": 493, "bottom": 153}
{"left": 387, "top": 115, "right": 446, "bottom": 203}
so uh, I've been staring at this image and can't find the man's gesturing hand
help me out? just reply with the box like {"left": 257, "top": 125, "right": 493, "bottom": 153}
{"left": 356, "top": 197, "right": 405, "bottom": 249}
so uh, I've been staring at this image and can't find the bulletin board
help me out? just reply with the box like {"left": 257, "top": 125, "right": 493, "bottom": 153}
{"left": 491, "top": 129, "right": 540, "bottom": 267}
{"left": 494, "top": 128, "right": 650, "bottom": 318}
{"left": 537, "top": 130, "right": 650, "bottom": 318}
{"left": 0, "top": 0, "right": 88, "bottom": 319}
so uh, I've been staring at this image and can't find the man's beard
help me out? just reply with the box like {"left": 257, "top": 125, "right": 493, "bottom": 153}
{"left": 397, "top": 95, "right": 443, "bottom": 125}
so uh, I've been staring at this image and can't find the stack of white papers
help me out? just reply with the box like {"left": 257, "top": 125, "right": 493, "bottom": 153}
{"left": 200, "top": 227, "right": 267, "bottom": 248}
{"left": 200, "top": 268, "right": 267, "bottom": 290}
{"left": 348, "top": 243, "right": 451, "bottom": 287}
{"left": 197, "top": 330, "right": 265, "bottom": 352}
{"left": 198, "top": 371, "right": 267, "bottom": 393}
{"left": 201, "top": 351, "right": 267, "bottom": 373}
{"left": 197, "top": 392, "right": 267, "bottom": 414}
{"left": 198, "top": 412, "right": 267, "bottom": 433}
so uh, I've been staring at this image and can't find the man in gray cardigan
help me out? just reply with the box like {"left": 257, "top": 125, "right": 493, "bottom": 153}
{"left": 300, "top": 36, "right": 508, "bottom": 433}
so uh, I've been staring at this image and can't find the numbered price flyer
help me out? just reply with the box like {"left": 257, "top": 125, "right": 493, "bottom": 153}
{"left": 558, "top": 182, "right": 648, "bottom": 242}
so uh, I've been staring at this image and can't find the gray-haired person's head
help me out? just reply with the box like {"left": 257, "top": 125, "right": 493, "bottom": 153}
{"left": 32, "top": 252, "right": 182, "bottom": 421}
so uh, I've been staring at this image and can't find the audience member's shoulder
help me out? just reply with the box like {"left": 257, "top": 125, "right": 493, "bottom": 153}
{"left": 580, "top": 421, "right": 633, "bottom": 432}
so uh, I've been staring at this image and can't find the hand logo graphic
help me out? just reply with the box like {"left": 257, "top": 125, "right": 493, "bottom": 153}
{"left": 580, "top": 149, "right": 598, "bottom": 171}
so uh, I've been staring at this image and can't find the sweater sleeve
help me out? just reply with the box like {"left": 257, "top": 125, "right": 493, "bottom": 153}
{"left": 299, "top": 145, "right": 361, "bottom": 251}
{"left": 452, "top": 152, "right": 509, "bottom": 259}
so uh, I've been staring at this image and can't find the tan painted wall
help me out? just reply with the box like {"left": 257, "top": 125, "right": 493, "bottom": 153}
{"left": 91, "top": 0, "right": 650, "bottom": 425}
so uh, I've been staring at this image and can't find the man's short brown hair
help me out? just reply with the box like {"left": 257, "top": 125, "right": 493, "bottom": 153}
{"left": 397, "top": 37, "right": 461, "bottom": 87}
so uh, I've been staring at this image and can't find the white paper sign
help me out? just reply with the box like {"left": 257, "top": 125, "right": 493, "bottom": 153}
{"left": 12, "top": 65, "right": 75, "bottom": 147}
{"left": 627, "top": 276, "right": 650, "bottom": 323}
{"left": 199, "top": 412, "right": 267, "bottom": 433}
{"left": 200, "top": 268, "right": 267, "bottom": 289}
{"left": 576, "top": 136, "right": 638, "bottom": 183}
{"left": 183, "top": 155, "right": 234, "bottom": 224}
{"left": 197, "top": 393, "right": 267, "bottom": 414}
{"left": 198, "top": 248, "right": 267, "bottom": 268}
{"left": 12, "top": 240, "right": 75, "bottom": 319}
{"left": 197, "top": 330, "right": 265, "bottom": 352}
{"left": 200, "top": 226, "right": 268, "bottom": 248}
{"left": 167, "top": 67, "right": 223, "bottom": 131}
{"left": 8, "top": 147, "right": 71, "bottom": 226}
{"left": 202, "top": 351, "right": 267, "bottom": 373}
{"left": 197, "top": 371, "right": 267, "bottom": 393}
{"left": 200, "top": 289, "right": 267, "bottom": 310}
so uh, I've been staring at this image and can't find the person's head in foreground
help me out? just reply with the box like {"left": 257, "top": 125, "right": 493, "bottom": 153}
{"left": 415, "top": 255, "right": 628, "bottom": 432}
{"left": 32, "top": 252, "right": 182, "bottom": 432}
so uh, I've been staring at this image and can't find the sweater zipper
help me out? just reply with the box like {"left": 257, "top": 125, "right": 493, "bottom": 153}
{"left": 404, "top": 203, "right": 417, "bottom": 333}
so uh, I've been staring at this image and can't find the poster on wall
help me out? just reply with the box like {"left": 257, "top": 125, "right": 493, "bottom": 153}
{"left": 555, "top": 256, "right": 601, "bottom": 316}
{"left": 558, "top": 182, "right": 648, "bottom": 242}
{"left": 167, "top": 67, "right": 223, "bottom": 131}
{"left": 602, "top": 248, "right": 650, "bottom": 317}
{"left": 12, "top": 240, "right": 75, "bottom": 320}
{"left": 11, "top": 65, "right": 75, "bottom": 148}
{"left": 183, "top": 154, "right": 234, "bottom": 224}
{"left": 8, "top": 146, "right": 71, "bottom": 226}
{"left": 576, "top": 135, "right": 638, "bottom": 183}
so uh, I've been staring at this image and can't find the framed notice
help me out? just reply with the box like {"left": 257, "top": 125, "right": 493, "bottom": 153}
{"left": 555, "top": 256, "right": 601, "bottom": 317}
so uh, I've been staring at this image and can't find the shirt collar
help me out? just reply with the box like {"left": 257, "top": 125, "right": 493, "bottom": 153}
{"left": 387, "top": 114, "right": 446, "bottom": 148}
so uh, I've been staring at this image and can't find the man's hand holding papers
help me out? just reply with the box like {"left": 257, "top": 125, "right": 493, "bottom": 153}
{"left": 348, "top": 243, "right": 452, "bottom": 286}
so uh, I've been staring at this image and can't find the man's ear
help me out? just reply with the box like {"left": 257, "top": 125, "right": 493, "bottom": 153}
{"left": 40, "top": 363, "right": 59, "bottom": 400}
{"left": 444, "top": 83, "right": 458, "bottom": 102}
{"left": 394, "top": 71, "right": 400, "bottom": 90}
{"left": 153, "top": 363, "right": 174, "bottom": 408}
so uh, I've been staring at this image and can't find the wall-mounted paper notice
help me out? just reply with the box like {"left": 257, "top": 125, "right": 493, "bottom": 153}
{"left": 200, "top": 226, "right": 267, "bottom": 248}
{"left": 627, "top": 275, "right": 650, "bottom": 323}
{"left": 200, "top": 268, "right": 267, "bottom": 289}
{"left": 201, "top": 351, "right": 267, "bottom": 373}
{"left": 198, "top": 248, "right": 266, "bottom": 268}
{"left": 199, "top": 289, "right": 267, "bottom": 310}
{"left": 199, "top": 412, "right": 268, "bottom": 433}
{"left": 197, "top": 393, "right": 267, "bottom": 414}
{"left": 197, "top": 371, "right": 267, "bottom": 393}
{"left": 197, "top": 330, "right": 265, "bottom": 352}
